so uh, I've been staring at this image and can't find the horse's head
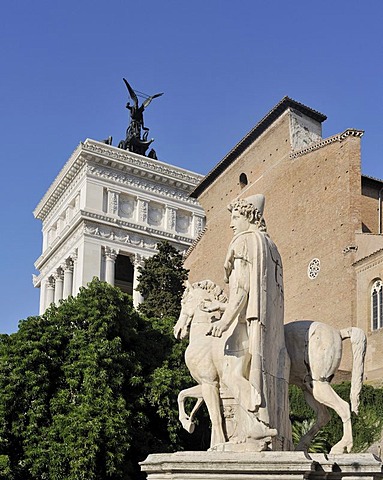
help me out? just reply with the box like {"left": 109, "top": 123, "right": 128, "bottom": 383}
{"left": 174, "top": 280, "right": 227, "bottom": 340}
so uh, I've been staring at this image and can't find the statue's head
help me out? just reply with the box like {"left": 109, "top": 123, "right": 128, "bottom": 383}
{"left": 228, "top": 194, "right": 266, "bottom": 232}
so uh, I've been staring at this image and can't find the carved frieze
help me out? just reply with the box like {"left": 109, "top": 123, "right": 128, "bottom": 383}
{"left": 87, "top": 165, "right": 200, "bottom": 205}
{"left": 83, "top": 140, "right": 201, "bottom": 185}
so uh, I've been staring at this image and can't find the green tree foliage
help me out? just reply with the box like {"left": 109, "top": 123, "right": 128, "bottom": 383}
{"left": 136, "top": 241, "right": 210, "bottom": 451}
{"left": 0, "top": 279, "right": 151, "bottom": 480}
{"left": 290, "top": 383, "right": 383, "bottom": 453}
{"left": 291, "top": 419, "right": 329, "bottom": 453}
{"left": 136, "top": 241, "right": 189, "bottom": 319}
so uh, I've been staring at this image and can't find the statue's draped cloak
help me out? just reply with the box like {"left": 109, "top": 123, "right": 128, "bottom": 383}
{"left": 224, "top": 229, "right": 292, "bottom": 450}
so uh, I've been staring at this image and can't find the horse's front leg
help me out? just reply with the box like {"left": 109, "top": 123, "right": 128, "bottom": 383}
{"left": 201, "top": 382, "right": 226, "bottom": 449}
{"left": 177, "top": 385, "right": 204, "bottom": 433}
{"left": 174, "top": 313, "right": 191, "bottom": 340}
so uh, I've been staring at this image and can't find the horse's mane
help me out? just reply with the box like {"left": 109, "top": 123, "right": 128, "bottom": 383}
{"left": 189, "top": 279, "right": 228, "bottom": 303}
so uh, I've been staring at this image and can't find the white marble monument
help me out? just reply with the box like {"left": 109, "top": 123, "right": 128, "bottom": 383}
{"left": 33, "top": 139, "right": 205, "bottom": 313}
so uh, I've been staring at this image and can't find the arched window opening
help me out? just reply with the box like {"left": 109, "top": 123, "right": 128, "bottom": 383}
{"left": 239, "top": 173, "right": 248, "bottom": 189}
{"left": 371, "top": 279, "right": 383, "bottom": 330}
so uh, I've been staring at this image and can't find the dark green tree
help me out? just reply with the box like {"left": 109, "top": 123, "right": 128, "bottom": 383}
{"left": 0, "top": 279, "right": 153, "bottom": 480}
{"left": 136, "top": 241, "right": 189, "bottom": 319}
{"left": 136, "top": 241, "right": 210, "bottom": 451}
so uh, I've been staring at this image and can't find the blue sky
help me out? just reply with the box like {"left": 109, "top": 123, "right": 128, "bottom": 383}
{"left": 1, "top": 0, "right": 382, "bottom": 333}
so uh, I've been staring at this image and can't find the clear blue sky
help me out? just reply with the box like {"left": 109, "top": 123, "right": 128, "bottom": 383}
{"left": 1, "top": 0, "right": 382, "bottom": 333}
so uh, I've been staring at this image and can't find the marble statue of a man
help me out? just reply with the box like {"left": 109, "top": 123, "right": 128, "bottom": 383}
{"left": 207, "top": 194, "right": 291, "bottom": 450}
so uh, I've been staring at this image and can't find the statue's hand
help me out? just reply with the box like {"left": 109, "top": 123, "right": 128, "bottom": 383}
{"left": 200, "top": 300, "right": 226, "bottom": 313}
{"left": 206, "top": 318, "right": 230, "bottom": 338}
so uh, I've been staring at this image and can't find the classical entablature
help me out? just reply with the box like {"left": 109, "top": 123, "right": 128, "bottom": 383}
{"left": 33, "top": 139, "right": 205, "bottom": 314}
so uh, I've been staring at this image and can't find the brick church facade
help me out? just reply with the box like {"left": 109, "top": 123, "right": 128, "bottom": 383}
{"left": 184, "top": 97, "right": 383, "bottom": 383}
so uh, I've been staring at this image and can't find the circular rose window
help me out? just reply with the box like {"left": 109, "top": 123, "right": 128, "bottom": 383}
{"left": 307, "top": 258, "right": 320, "bottom": 279}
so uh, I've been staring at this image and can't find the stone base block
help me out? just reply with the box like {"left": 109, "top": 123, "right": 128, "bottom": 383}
{"left": 140, "top": 451, "right": 383, "bottom": 480}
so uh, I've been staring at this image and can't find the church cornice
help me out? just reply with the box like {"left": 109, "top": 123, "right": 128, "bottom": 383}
{"left": 353, "top": 246, "right": 383, "bottom": 272}
{"left": 289, "top": 129, "right": 364, "bottom": 159}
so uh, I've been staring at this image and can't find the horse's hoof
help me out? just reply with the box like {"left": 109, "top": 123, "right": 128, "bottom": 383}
{"left": 181, "top": 419, "right": 195, "bottom": 433}
{"left": 330, "top": 441, "right": 353, "bottom": 454}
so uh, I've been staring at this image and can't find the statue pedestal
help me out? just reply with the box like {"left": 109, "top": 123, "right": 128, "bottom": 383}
{"left": 140, "top": 451, "right": 383, "bottom": 480}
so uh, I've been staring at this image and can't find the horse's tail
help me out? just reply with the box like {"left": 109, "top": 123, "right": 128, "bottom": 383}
{"left": 340, "top": 327, "right": 367, "bottom": 414}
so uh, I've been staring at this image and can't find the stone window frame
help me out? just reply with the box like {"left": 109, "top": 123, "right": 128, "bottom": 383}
{"left": 371, "top": 279, "right": 383, "bottom": 331}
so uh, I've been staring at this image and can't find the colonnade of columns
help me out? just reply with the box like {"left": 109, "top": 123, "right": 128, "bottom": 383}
{"left": 42, "top": 246, "right": 150, "bottom": 314}
{"left": 103, "top": 246, "right": 144, "bottom": 307}
{"left": 43, "top": 253, "right": 77, "bottom": 313}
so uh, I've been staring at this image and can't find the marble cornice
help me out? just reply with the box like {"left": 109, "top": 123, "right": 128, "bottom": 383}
{"left": 34, "top": 222, "right": 84, "bottom": 280}
{"left": 289, "top": 128, "right": 364, "bottom": 159}
{"left": 34, "top": 144, "right": 85, "bottom": 221}
{"left": 34, "top": 215, "right": 84, "bottom": 271}
{"left": 82, "top": 139, "right": 203, "bottom": 188}
{"left": 87, "top": 164, "right": 202, "bottom": 206}
{"left": 34, "top": 139, "right": 204, "bottom": 222}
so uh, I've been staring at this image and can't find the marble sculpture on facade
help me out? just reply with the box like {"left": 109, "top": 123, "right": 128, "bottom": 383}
{"left": 174, "top": 194, "right": 367, "bottom": 454}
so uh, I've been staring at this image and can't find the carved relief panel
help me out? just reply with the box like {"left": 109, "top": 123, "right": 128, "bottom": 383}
{"left": 176, "top": 210, "right": 191, "bottom": 234}
{"left": 148, "top": 202, "right": 164, "bottom": 227}
{"left": 119, "top": 194, "right": 136, "bottom": 220}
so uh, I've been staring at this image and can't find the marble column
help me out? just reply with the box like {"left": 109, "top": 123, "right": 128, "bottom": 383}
{"left": 105, "top": 247, "right": 119, "bottom": 286}
{"left": 62, "top": 259, "right": 74, "bottom": 299}
{"left": 46, "top": 277, "right": 55, "bottom": 308}
{"left": 132, "top": 253, "right": 144, "bottom": 307}
{"left": 54, "top": 269, "right": 64, "bottom": 304}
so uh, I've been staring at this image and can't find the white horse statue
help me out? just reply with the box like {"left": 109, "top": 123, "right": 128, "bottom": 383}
{"left": 174, "top": 280, "right": 366, "bottom": 453}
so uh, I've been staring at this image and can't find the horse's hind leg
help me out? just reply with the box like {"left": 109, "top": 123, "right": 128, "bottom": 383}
{"left": 295, "top": 387, "right": 331, "bottom": 452}
{"left": 178, "top": 385, "right": 203, "bottom": 433}
{"left": 312, "top": 380, "right": 353, "bottom": 453}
